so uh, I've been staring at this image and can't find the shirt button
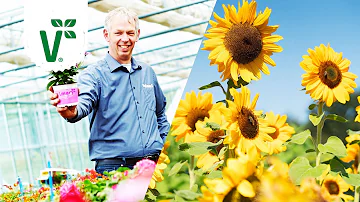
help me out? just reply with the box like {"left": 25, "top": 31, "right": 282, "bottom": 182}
{"left": 142, "top": 130, "right": 145, "bottom": 133}
{"left": 139, "top": 116, "right": 142, "bottom": 119}
{"left": 136, "top": 101, "right": 139, "bottom": 104}
{"left": 133, "top": 87, "right": 135, "bottom": 89}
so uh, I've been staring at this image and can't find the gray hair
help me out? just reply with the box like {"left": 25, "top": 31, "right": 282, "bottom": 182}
{"left": 104, "top": 7, "right": 139, "bottom": 31}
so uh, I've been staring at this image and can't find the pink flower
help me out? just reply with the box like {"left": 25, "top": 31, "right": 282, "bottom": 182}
{"left": 107, "top": 159, "right": 156, "bottom": 202}
{"left": 60, "top": 182, "right": 84, "bottom": 202}
{"left": 134, "top": 159, "right": 156, "bottom": 178}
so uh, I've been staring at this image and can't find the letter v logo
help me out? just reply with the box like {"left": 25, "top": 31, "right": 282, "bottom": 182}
{"left": 40, "top": 30, "right": 62, "bottom": 62}
{"left": 40, "top": 19, "right": 77, "bottom": 62}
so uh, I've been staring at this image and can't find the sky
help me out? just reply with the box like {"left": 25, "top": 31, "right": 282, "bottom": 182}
{"left": 183, "top": 0, "right": 360, "bottom": 123}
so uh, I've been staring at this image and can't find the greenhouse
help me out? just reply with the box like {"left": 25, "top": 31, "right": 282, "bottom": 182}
{"left": 0, "top": 0, "right": 215, "bottom": 186}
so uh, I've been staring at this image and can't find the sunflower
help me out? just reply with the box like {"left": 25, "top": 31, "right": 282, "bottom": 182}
{"left": 185, "top": 110, "right": 228, "bottom": 170}
{"left": 149, "top": 141, "right": 170, "bottom": 189}
{"left": 301, "top": 44, "right": 357, "bottom": 107}
{"left": 201, "top": 155, "right": 259, "bottom": 201}
{"left": 264, "top": 112, "right": 295, "bottom": 154}
{"left": 341, "top": 133, "right": 360, "bottom": 173}
{"left": 171, "top": 91, "right": 223, "bottom": 142}
{"left": 355, "top": 96, "right": 360, "bottom": 122}
{"left": 223, "top": 86, "right": 275, "bottom": 153}
{"left": 202, "top": 1, "right": 283, "bottom": 83}
{"left": 321, "top": 174, "right": 354, "bottom": 202}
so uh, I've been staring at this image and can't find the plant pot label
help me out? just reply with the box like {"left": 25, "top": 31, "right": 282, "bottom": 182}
{"left": 53, "top": 84, "right": 78, "bottom": 107}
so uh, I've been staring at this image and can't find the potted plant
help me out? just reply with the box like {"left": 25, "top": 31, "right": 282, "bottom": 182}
{"left": 46, "top": 60, "right": 83, "bottom": 108}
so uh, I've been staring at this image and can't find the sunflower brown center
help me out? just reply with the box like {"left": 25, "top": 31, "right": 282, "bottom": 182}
{"left": 269, "top": 127, "right": 280, "bottom": 140}
{"left": 224, "top": 23, "right": 263, "bottom": 65}
{"left": 325, "top": 180, "right": 340, "bottom": 195}
{"left": 207, "top": 130, "right": 225, "bottom": 154}
{"left": 318, "top": 61, "right": 342, "bottom": 89}
{"left": 237, "top": 107, "right": 259, "bottom": 139}
{"left": 186, "top": 109, "right": 209, "bottom": 132}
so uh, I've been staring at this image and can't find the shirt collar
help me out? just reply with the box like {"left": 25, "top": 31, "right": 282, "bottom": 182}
{"left": 105, "top": 53, "right": 142, "bottom": 73}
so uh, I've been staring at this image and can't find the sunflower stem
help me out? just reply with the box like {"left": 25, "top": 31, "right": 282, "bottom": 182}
{"left": 189, "top": 155, "right": 196, "bottom": 190}
{"left": 315, "top": 102, "right": 325, "bottom": 166}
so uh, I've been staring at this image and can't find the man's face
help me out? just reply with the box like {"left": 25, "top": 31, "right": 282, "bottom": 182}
{"left": 104, "top": 15, "right": 140, "bottom": 64}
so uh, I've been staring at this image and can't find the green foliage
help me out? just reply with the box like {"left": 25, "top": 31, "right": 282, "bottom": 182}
{"left": 309, "top": 112, "right": 324, "bottom": 126}
{"left": 288, "top": 129, "right": 312, "bottom": 145}
{"left": 289, "top": 157, "right": 328, "bottom": 185}
{"left": 46, "top": 65, "right": 79, "bottom": 90}
{"left": 318, "top": 136, "right": 347, "bottom": 158}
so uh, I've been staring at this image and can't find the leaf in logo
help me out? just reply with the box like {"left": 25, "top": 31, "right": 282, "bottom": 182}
{"left": 51, "top": 19, "right": 63, "bottom": 27}
{"left": 65, "top": 31, "right": 76, "bottom": 39}
{"left": 65, "top": 19, "right": 76, "bottom": 27}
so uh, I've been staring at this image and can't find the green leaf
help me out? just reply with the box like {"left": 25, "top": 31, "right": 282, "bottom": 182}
{"left": 199, "top": 81, "right": 223, "bottom": 91}
{"left": 65, "top": 31, "right": 76, "bottom": 39}
{"left": 325, "top": 114, "right": 348, "bottom": 123}
{"left": 329, "top": 158, "right": 347, "bottom": 175}
{"left": 318, "top": 136, "right": 347, "bottom": 157}
{"left": 320, "top": 153, "right": 334, "bottom": 163}
{"left": 191, "top": 184, "right": 198, "bottom": 193}
{"left": 174, "top": 190, "right": 202, "bottom": 201}
{"left": 46, "top": 80, "right": 58, "bottom": 90}
{"left": 168, "top": 161, "right": 187, "bottom": 176}
{"left": 289, "top": 157, "right": 328, "bottom": 185}
{"left": 179, "top": 141, "right": 223, "bottom": 156}
{"left": 227, "top": 77, "right": 249, "bottom": 89}
{"left": 289, "top": 129, "right": 311, "bottom": 144}
{"left": 341, "top": 173, "right": 360, "bottom": 186}
{"left": 174, "top": 194, "right": 186, "bottom": 202}
{"left": 308, "top": 104, "right": 317, "bottom": 110}
{"left": 305, "top": 149, "right": 315, "bottom": 153}
{"left": 206, "top": 170, "right": 222, "bottom": 179}
{"left": 347, "top": 129, "right": 360, "bottom": 135}
{"left": 218, "top": 146, "right": 227, "bottom": 158}
{"left": 51, "top": 19, "right": 62, "bottom": 27}
{"left": 309, "top": 112, "right": 324, "bottom": 126}
{"left": 65, "top": 19, "right": 76, "bottom": 27}
{"left": 350, "top": 140, "right": 360, "bottom": 145}
{"left": 205, "top": 122, "right": 221, "bottom": 131}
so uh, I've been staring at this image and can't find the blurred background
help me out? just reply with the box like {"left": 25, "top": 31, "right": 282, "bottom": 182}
{"left": 0, "top": 0, "right": 215, "bottom": 185}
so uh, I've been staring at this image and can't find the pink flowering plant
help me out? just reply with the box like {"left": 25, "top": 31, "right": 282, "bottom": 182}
{"left": 1, "top": 159, "right": 157, "bottom": 202}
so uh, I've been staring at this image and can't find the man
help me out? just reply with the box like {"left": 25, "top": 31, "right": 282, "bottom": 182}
{"left": 49, "top": 7, "right": 170, "bottom": 174}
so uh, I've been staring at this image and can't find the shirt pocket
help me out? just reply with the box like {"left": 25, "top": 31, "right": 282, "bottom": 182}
{"left": 143, "top": 86, "right": 156, "bottom": 111}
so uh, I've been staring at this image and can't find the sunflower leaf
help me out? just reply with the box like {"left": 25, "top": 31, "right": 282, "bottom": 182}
{"left": 218, "top": 146, "right": 227, "bottom": 158}
{"left": 350, "top": 140, "right": 360, "bottom": 145}
{"left": 168, "top": 160, "right": 188, "bottom": 176}
{"left": 325, "top": 114, "right": 348, "bottom": 123}
{"left": 341, "top": 173, "right": 360, "bottom": 186}
{"left": 207, "top": 170, "right": 222, "bottom": 179}
{"left": 288, "top": 129, "right": 311, "bottom": 144}
{"left": 329, "top": 158, "right": 347, "bottom": 175}
{"left": 199, "top": 81, "right": 225, "bottom": 92}
{"left": 205, "top": 122, "right": 221, "bottom": 131}
{"left": 318, "top": 136, "right": 347, "bottom": 157}
{"left": 308, "top": 104, "right": 317, "bottom": 110}
{"left": 174, "top": 190, "right": 202, "bottom": 200}
{"left": 347, "top": 129, "right": 360, "bottom": 135}
{"left": 309, "top": 112, "right": 324, "bottom": 126}
{"left": 289, "top": 157, "right": 328, "bottom": 185}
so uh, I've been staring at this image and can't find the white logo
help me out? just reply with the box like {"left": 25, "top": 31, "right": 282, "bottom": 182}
{"left": 24, "top": 0, "right": 88, "bottom": 72}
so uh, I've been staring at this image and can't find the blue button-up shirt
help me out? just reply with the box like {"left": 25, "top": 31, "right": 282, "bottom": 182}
{"left": 68, "top": 53, "right": 170, "bottom": 161}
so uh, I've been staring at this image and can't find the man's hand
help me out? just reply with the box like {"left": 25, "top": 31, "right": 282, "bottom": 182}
{"left": 49, "top": 86, "right": 78, "bottom": 119}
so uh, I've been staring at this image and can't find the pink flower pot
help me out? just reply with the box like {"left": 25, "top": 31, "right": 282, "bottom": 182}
{"left": 53, "top": 83, "right": 78, "bottom": 107}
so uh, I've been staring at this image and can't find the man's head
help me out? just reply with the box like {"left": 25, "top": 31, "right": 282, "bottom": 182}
{"left": 103, "top": 7, "right": 140, "bottom": 64}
